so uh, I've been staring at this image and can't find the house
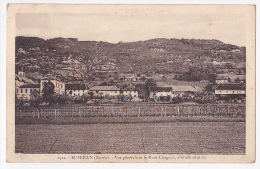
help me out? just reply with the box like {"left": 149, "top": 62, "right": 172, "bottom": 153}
{"left": 40, "top": 78, "right": 66, "bottom": 96}
{"left": 215, "top": 83, "right": 246, "bottom": 98}
{"left": 215, "top": 76, "right": 229, "bottom": 84}
{"left": 119, "top": 73, "right": 138, "bottom": 81}
{"left": 89, "top": 86, "right": 120, "bottom": 97}
{"left": 18, "top": 71, "right": 25, "bottom": 77}
{"left": 122, "top": 86, "right": 139, "bottom": 98}
{"left": 65, "top": 83, "right": 88, "bottom": 96}
{"left": 167, "top": 85, "right": 200, "bottom": 98}
{"left": 149, "top": 87, "right": 173, "bottom": 100}
{"left": 16, "top": 72, "right": 36, "bottom": 84}
{"left": 16, "top": 83, "right": 40, "bottom": 100}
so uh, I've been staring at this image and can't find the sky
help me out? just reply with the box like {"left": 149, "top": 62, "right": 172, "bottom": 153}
{"left": 16, "top": 6, "right": 247, "bottom": 46}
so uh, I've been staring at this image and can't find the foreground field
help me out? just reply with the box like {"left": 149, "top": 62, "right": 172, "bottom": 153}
{"left": 15, "top": 122, "right": 245, "bottom": 154}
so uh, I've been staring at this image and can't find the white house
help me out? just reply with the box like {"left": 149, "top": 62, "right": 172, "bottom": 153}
{"left": 122, "top": 87, "right": 139, "bottom": 98}
{"left": 18, "top": 71, "right": 25, "bottom": 77}
{"left": 89, "top": 86, "right": 120, "bottom": 97}
{"left": 215, "top": 77, "right": 229, "bottom": 84}
{"left": 65, "top": 83, "right": 88, "bottom": 96}
{"left": 168, "top": 85, "right": 200, "bottom": 97}
{"left": 149, "top": 87, "right": 173, "bottom": 99}
{"left": 16, "top": 83, "right": 40, "bottom": 100}
{"left": 40, "top": 78, "right": 66, "bottom": 96}
{"left": 215, "top": 83, "right": 246, "bottom": 95}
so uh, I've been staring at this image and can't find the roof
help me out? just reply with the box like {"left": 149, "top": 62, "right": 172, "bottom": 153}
{"left": 215, "top": 83, "right": 246, "bottom": 90}
{"left": 19, "top": 83, "right": 40, "bottom": 88}
{"left": 166, "top": 85, "right": 200, "bottom": 92}
{"left": 124, "top": 86, "right": 139, "bottom": 91}
{"left": 119, "top": 73, "right": 136, "bottom": 78}
{"left": 65, "top": 84, "right": 87, "bottom": 90}
{"left": 149, "top": 87, "right": 172, "bottom": 92}
{"left": 216, "top": 77, "right": 228, "bottom": 80}
{"left": 41, "top": 77, "right": 54, "bottom": 80}
{"left": 89, "top": 86, "right": 120, "bottom": 91}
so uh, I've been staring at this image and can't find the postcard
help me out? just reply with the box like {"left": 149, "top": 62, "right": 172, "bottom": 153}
{"left": 6, "top": 4, "right": 256, "bottom": 163}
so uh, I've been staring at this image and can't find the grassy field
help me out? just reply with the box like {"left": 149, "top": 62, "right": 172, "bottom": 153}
{"left": 15, "top": 121, "right": 245, "bottom": 154}
{"left": 15, "top": 116, "right": 245, "bottom": 125}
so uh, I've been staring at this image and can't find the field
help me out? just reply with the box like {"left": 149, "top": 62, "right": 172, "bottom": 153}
{"left": 15, "top": 104, "right": 246, "bottom": 124}
{"left": 15, "top": 121, "right": 245, "bottom": 154}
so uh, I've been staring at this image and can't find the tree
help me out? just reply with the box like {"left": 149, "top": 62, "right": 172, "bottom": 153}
{"left": 205, "top": 83, "right": 213, "bottom": 92}
{"left": 42, "top": 80, "right": 54, "bottom": 104}
{"left": 128, "top": 93, "right": 133, "bottom": 102}
{"left": 81, "top": 60, "right": 101, "bottom": 81}
{"left": 30, "top": 89, "right": 41, "bottom": 106}
{"left": 234, "top": 77, "right": 241, "bottom": 83}
{"left": 88, "top": 91, "right": 94, "bottom": 99}
{"left": 208, "top": 73, "right": 217, "bottom": 84}
{"left": 144, "top": 78, "right": 157, "bottom": 99}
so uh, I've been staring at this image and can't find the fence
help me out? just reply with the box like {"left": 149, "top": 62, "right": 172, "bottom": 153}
{"left": 15, "top": 104, "right": 246, "bottom": 119}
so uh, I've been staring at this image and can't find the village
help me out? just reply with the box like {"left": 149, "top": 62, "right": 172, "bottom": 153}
{"left": 14, "top": 37, "right": 246, "bottom": 107}
{"left": 15, "top": 67, "right": 246, "bottom": 107}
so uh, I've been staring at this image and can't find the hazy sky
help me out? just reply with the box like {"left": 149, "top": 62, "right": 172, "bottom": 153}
{"left": 16, "top": 6, "right": 246, "bottom": 46}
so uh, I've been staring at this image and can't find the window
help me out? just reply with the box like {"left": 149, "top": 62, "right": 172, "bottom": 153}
{"left": 56, "top": 82, "right": 57, "bottom": 86}
{"left": 115, "top": 91, "right": 117, "bottom": 93}
{"left": 61, "top": 84, "right": 63, "bottom": 88}
{"left": 233, "top": 91, "right": 235, "bottom": 94}
{"left": 21, "top": 89, "right": 23, "bottom": 93}
{"left": 30, "top": 89, "right": 32, "bottom": 93}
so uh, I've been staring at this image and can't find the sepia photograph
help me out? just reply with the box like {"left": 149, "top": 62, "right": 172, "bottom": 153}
{"left": 6, "top": 4, "right": 256, "bottom": 163}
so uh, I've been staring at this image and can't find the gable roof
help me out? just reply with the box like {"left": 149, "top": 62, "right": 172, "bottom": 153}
{"left": 89, "top": 86, "right": 120, "bottom": 91}
{"left": 19, "top": 83, "right": 40, "bottom": 88}
{"left": 216, "top": 76, "right": 229, "bottom": 80}
{"left": 149, "top": 87, "right": 172, "bottom": 92}
{"left": 124, "top": 86, "right": 139, "bottom": 91}
{"left": 166, "top": 85, "right": 200, "bottom": 92}
{"left": 65, "top": 83, "right": 87, "bottom": 90}
{"left": 215, "top": 83, "right": 246, "bottom": 90}
{"left": 119, "top": 73, "right": 136, "bottom": 78}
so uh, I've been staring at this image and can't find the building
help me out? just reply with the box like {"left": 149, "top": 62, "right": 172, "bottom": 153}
{"left": 169, "top": 85, "right": 200, "bottom": 97}
{"left": 18, "top": 71, "right": 25, "bottom": 77}
{"left": 89, "top": 86, "right": 120, "bottom": 97}
{"left": 149, "top": 87, "right": 173, "bottom": 100}
{"left": 215, "top": 83, "right": 246, "bottom": 96}
{"left": 40, "top": 78, "right": 64, "bottom": 96}
{"left": 119, "top": 73, "right": 138, "bottom": 81}
{"left": 122, "top": 86, "right": 139, "bottom": 98}
{"left": 65, "top": 83, "right": 88, "bottom": 96}
{"left": 40, "top": 78, "right": 66, "bottom": 95}
{"left": 16, "top": 83, "right": 40, "bottom": 101}
{"left": 215, "top": 77, "right": 229, "bottom": 84}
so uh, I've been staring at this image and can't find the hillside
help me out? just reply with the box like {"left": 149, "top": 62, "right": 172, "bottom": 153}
{"left": 15, "top": 36, "right": 246, "bottom": 74}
